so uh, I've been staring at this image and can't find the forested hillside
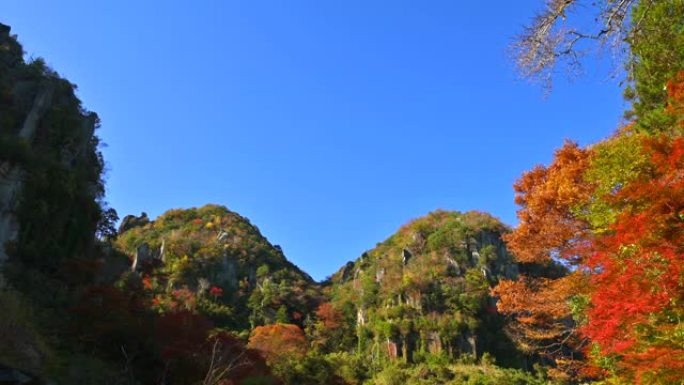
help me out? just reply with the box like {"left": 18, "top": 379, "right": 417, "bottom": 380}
{"left": 328, "top": 211, "right": 520, "bottom": 364}
{"left": 115, "top": 205, "right": 320, "bottom": 331}
{"left": 0, "top": 20, "right": 117, "bottom": 380}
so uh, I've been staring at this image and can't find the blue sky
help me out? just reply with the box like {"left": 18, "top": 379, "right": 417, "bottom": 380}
{"left": 2, "top": 1, "right": 627, "bottom": 280}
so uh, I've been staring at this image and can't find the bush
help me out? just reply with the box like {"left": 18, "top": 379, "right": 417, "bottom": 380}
{"left": 0, "top": 288, "right": 49, "bottom": 373}
{"left": 370, "top": 364, "right": 408, "bottom": 385}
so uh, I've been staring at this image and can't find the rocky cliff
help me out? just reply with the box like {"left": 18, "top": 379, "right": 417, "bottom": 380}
{"left": 0, "top": 22, "right": 111, "bottom": 283}
{"left": 115, "top": 204, "right": 321, "bottom": 330}
{"left": 0, "top": 22, "right": 114, "bottom": 380}
{"left": 328, "top": 210, "right": 522, "bottom": 365}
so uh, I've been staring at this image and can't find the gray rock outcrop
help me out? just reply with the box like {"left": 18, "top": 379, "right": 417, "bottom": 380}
{"left": 130, "top": 242, "right": 163, "bottom": 271}
{"left": 117, "top": 212, "right": 150, "bottom": 234}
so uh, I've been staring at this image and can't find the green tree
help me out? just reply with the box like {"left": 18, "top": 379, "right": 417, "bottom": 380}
{"left": 276, "top": 305, "right": 290, "bottom": 323}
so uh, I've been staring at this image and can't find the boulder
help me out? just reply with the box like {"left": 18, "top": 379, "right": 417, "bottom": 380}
{"left": 339, "top": 261, "right": 355, "bottom": 281}
{"left": 117, "top": 212, "right": 149, "bottom": 234}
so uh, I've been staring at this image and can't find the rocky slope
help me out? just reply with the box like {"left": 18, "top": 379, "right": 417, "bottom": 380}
{"left": 328, "top": 210, "right": 522, "bottom": 366}
{"left": 0, "top": 22, "right": 114, "bottom": 379}
{"left": 115, "top": 204, "right": 321, "bottom": 330}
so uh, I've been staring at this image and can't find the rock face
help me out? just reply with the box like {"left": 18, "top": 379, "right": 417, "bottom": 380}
{"left": 118, "top": 212, "right": 150, "bottom": 234}
{"left": 114, "top": 204, "right": 320, "bottom": 329}
{"left": 338, "top": 261, "right": 355, "bottom": 281}
{"left": 401, "top": 248, "right": 412, "bottom": 265}
{"left": 0, "top": 163, "right": 21, "bottom": 273}
{"left": 0, "top": 23, "right": 106, "bottom": 285}
{"left": 330, "top": 210, "right": 522, "bottom": 364}
{"left": 0, "top": 23, "right": 112, "bottom": 385}
{"left": 0, "top": 24, "right": 57, "bottom": 285}
{"left": 217, "top": 255, "right": 238, "bottom": 288}
{"left": 131, "top": 242, "right": 161, "bottom": 271}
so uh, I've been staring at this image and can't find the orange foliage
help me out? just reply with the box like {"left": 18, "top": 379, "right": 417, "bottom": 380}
{"left": 493, "top": 141, "right": 594, "bottom": 380}
{"left": 504, "top": 141, "right": 593, "bottom": 264}
{"left": 247, "top": 323, "right": 308, "bottom": 363}
{"left": 497, "top": 74, "right": 684, "bottom": 384}
{"left": 493, "top": 273, "right": 586, "bottom": 337}
{"left": 316, "top": 302, "right": 342, "bottom": 329}
{"left": 492, "top": 273, "right": 589, "bottom": 378}
{"left": 666, "top": 71, "right": 684, "bottom": 119}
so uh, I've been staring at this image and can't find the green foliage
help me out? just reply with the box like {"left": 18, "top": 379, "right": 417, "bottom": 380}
{"left": 240, "top": 376, "right": 279, "bottom": 385}
{"left": 579, "top": 130, "right": 651, "bottom": 232}
{"left": 276, "top": 305, "right": 290, "bottom": 323}
{"left": 0, "top": 37, "right": 114, "bottom": 272}
{"left": 363, "top": 362, "right": 552, "bottom": 385}
{"left": 0, "top": 135, "right": 30, "bottom": 164}
{"left": 0, "top": 26, "right": 127, "bottom": 384}
{"left": 47, "top": 354, "right": 130, "bottom": 385}
{"left": 0, "top": 288, "right": 50, "bottom": 373}
{"left": 5, "top": 71, "right": 112, "bottom": 275}
{"left": 325, "top": 352, "right": 370, "bottom": 385}
{"left": 270, "top": 352, "right": 349, "bottom": 385}
{"left": 327, "top": 210, "right": 523, "bottom": 375}
{"left": 626, "top": 0, "right": 684, "bottom": 133}
{"left": 370, "top": 363, "right": 408, "bottom": 385}
{"left": 115, "top": 204, "right": 320, "bottom": 330}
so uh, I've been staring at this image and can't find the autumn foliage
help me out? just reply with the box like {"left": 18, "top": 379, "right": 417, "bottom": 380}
{"left": 315, "top": 302, "right": 342, "bottom": 330}
{"left": 248, "top": 323, "right": 308, "bottom": 364}
{"left": 494, "top": 73, "right": 684, "bottom": 384}
{"left": 492, "top": 142, "right": 594, "bottom": 380}
{"left": 582, "top": 135, "right": 684, "bottom": 384}
{"left": 504, "top": 141, "right": 593, "bottom": 265}
{"left": 666, "top": 71, "right": 684, "bottom": 124}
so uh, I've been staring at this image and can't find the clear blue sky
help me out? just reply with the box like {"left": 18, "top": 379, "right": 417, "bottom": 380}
{"left": 3, "top": 1, "right": 627, "bottom": 281}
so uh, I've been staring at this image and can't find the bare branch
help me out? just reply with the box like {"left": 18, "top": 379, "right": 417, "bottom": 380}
{"left": 202, "top": 337, "right": 253, "bottom": 385}
{"left": 513, "top": 0, "right": 653, "bottom": 89}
